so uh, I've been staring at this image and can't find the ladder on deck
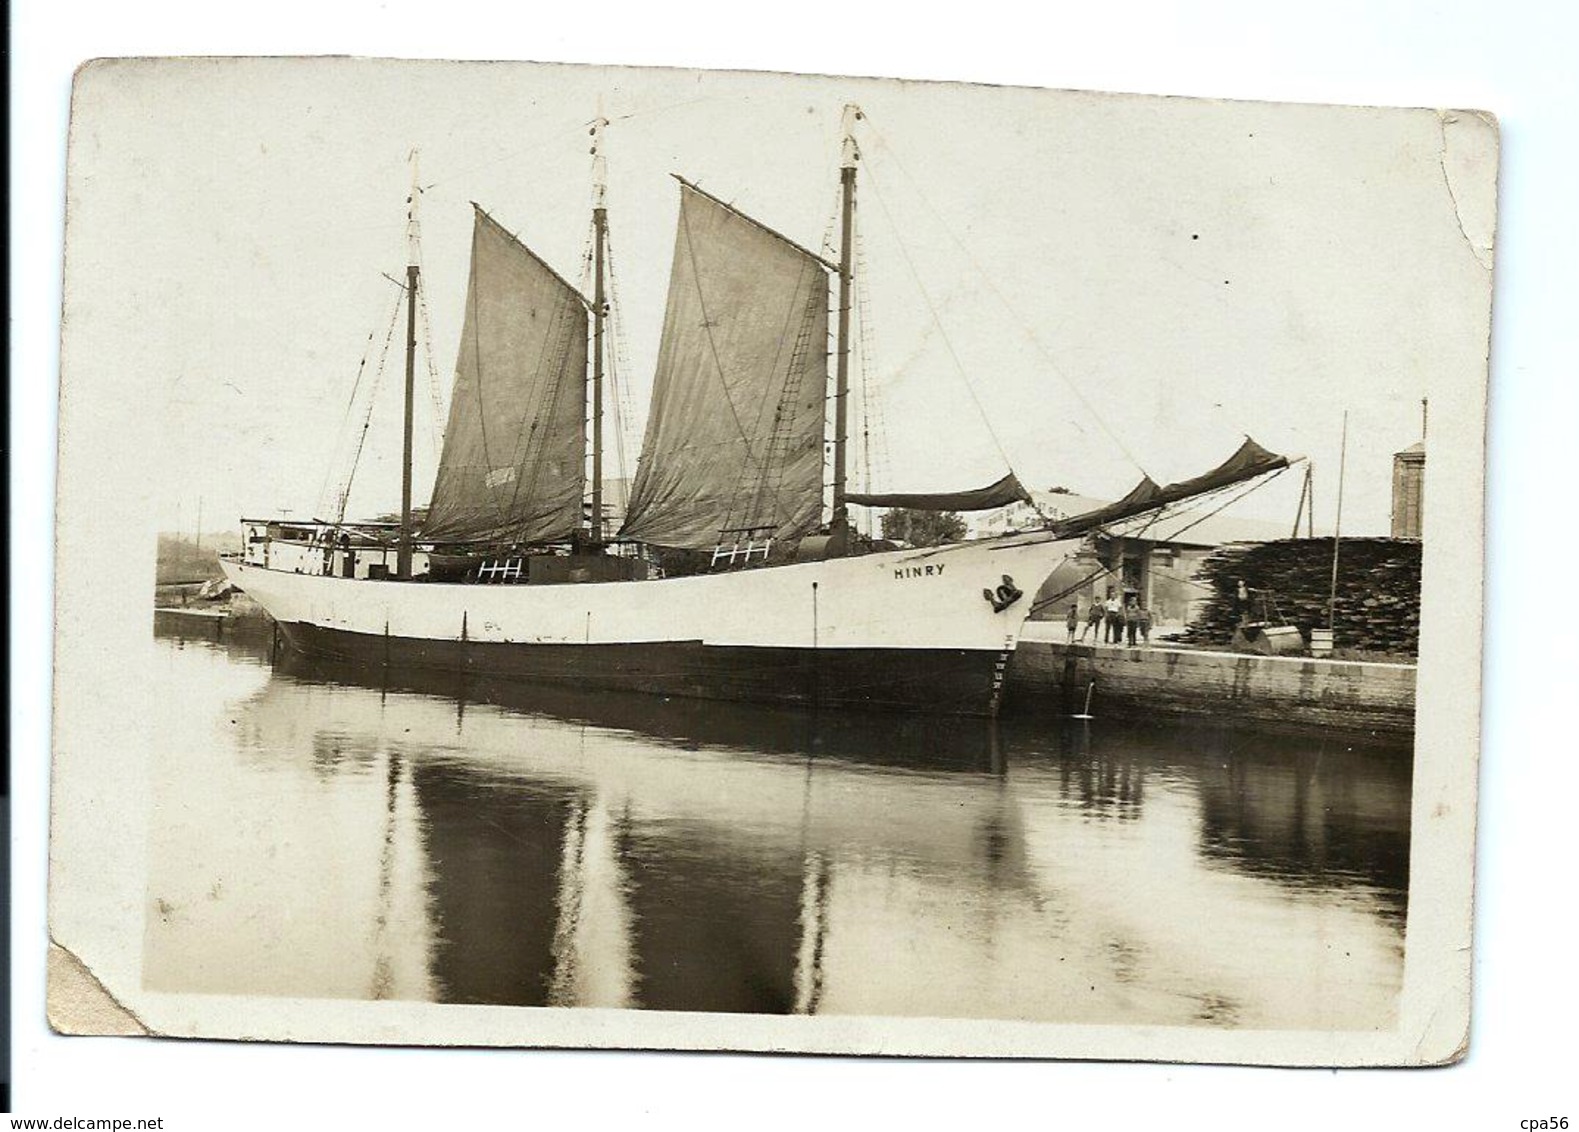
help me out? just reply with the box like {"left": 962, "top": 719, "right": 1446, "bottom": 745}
{"left": 476, "top": 556, "right": 526, "bottom": 582}
{"left": 711, "top": 526, "right": 775, "bottom": 568}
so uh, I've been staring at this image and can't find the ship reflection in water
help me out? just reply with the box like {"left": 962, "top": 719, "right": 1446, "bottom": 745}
{"left": 146, "top": 614, "right": 1411, "bottom": 1030}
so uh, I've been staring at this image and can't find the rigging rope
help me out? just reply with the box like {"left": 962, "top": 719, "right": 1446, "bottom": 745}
{"left": 503, "top": 285, "right": 582, "bottom": 541}
{"left": 855, "top": 310, "right": 874, "bottom": 534}
{"left": 819, "top": 181, "right": 844, "bottom": 261}
{"left": 861, "top": 159, "right": 1020, "bottom": 476}
{"left": 412, "top": 240, "right": 446, "bottom": 462}
{"left": 603, "top": 224, "right": 637, "bottom": 510}
{"left": 1147, "top": 464, "right": 1291, "bottom": 545}
{"left": 723, "top": 260, "right": 807, "bottom": 534}
{"left": 1027, "top": 563, "right": 1121, "bottom": 617}
{"left": 816, "top": 179, "right": 846, "bottom": 527}
{"left": 864, "top": 122, "right": 1151, "bottom": 481}
{"left": 604, "top": 96, "right": 718, "bottom": 127}
{"left": 736, "top": 262, "right": 823, "bottom": 536}
{"left": 578, "top": 214, "right": 597, "bottom": 295}
{"left": 579, "top": 215, "right": 600, "bottom": 523}
{"left": 417, "top": 121, "right": 590, "bottom": 195}
{"left": 315, "top": 313, "right": 385, "bottom": 520}
{"left": 1026, "top": 465, "right": 1291, "bottom": 615}
{"left": 677, "top": 198, "right": 766, "bottom": 477}
{"left": 334, "top": 286, "right": 406, "bottom": 525}
{"left": 461, "top": 224, "right": 510, "bottom": 533}
{"left": 853, "top": 213, "right": 895, "bottom": 514}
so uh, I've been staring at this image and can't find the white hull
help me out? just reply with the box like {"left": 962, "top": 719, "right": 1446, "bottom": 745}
{"left": 222, "top": 534, "right": 1077, "bottom": 715}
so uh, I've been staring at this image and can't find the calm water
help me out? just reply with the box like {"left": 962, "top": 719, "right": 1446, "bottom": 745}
{"left": 146, "top": 614, "right": 1412, "bottom": 1030}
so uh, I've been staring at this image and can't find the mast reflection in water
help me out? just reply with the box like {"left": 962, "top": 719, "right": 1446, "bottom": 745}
{"left": 146, "top": 614, "right": 1411, "bottom": 1030}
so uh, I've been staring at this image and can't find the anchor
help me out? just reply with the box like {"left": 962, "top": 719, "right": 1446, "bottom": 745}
{"left": 982, "top": 574, "right": 1023, "bottom": 613}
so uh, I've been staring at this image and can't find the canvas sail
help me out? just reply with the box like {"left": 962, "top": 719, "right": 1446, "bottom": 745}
{"left": 424, "top": 206, "right": 589, "bottom": 544}
{"left": 845, "top": 472, "right": 1032, "bottom": 513}
{"left": 619, "top": 182, "right": 830, "bottom": 551}
{"left": 1048, "top": 438, "right": 1288, "bottom": 538}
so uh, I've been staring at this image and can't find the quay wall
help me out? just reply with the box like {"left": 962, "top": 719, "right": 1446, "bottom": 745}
{"left": 1006, "top": 636, "right": 1416, "bottom": 737}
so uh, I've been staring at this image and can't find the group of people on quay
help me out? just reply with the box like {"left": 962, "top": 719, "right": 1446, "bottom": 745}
{"left": 1066, "top": 592, "right": 1153, "bottom": 647}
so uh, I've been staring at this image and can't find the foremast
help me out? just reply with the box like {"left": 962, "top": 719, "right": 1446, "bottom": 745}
{"left": 397, "top": 151, "right": 422, "bottom": 579}
{"left": 589, "top": 115, "right": 610, "bottom": 545}
{"left": 830, "top": 104, "right": 862, "bottom": 537}
{"left": 391, "top": 129, "right": 608, "bottom": 563}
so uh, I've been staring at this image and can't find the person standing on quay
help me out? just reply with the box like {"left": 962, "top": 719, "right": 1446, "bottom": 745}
{"left": 1125, "top": 599, "right": 1140, "bottom": 647}
{"left": 1082, "top": 599, "right": 1103, "bottom": 642}
{"left": 1066, "top": 602, "right": 1079, "bottom": 644}
{"left": 1104, "top": 592, "right": 1122, "bottom": 643}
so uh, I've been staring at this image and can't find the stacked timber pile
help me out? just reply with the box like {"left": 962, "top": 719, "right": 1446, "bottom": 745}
{"left": 1180, "top": 537, "right": 1421, "bottom": 656}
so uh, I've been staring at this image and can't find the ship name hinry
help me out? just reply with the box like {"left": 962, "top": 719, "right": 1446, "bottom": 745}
{"left": 894, "top": 564, "right": 946, "bottom": 580}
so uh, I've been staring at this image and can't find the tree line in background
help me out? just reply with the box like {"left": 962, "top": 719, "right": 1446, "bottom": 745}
{"left": 880, "top": 508, "right": 966, "bottom": 547}
{"left": 156, "top": 531, "right": 240, "bottom": 584}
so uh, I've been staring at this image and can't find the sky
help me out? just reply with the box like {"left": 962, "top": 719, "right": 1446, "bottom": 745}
{"left": 61, "top": 59, "right": 1495, "bottom": 538}
{"left": 18, "top": 2, "right": 1578, "bottom": 1124}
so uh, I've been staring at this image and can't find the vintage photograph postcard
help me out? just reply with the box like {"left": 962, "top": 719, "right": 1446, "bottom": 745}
{"left": 50, "top": 57, "right": 1495, "bottom": 1063}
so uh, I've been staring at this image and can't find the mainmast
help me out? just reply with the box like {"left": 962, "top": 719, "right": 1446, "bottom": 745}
{"left": 590, "top": 116, "right": 609, "bottom": 544}
{"left": 831, "top": 104, "right": 862, "bottom": 531}
{"left": 397, "top": 150, "right": 421, "bottom": 580}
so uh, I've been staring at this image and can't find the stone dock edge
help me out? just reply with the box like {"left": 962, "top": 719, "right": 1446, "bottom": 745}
{"left": 1007, "top": 638, "right": 1416, "bottom": 738}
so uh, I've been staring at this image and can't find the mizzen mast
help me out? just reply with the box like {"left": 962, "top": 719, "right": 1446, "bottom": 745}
{"left": 830, "top": 104, "right": 863, "bottom": 534}
{"left": 590, "top": 115, "right": 610, "bottom": 544}
{"left": 397, "top": 149, "right": 421, "bottom": 579}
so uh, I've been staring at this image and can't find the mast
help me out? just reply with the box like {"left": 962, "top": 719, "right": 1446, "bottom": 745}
{"left": 1290, "top": 466, "right": 1309, "bottom": 539}
{"left": 1327, "top": 411, "right": 1349, "bottom": 635}
{"left": 1307, "top": 462, "right": 1317, "bottom": 538}
{"left": 590, "top": 116, "right": 609, "bottom": 544}
{"left": 831, "top": 104, "right": 862, "bottom": 529}
{"left": 397, "top": 151, "right": 420, "bottom": 580}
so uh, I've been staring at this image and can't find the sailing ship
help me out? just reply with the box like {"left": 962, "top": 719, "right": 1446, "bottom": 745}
{"left": 221, "top": 105, "right": 1288, "bottom": 716}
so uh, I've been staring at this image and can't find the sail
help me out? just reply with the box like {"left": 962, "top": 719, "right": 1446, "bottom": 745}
{"left": 424, "top": 206, "right": 589, "bottom": 544}
{"left": 619, "top": 182, "right": 830, "bottom": 551}
{"left": 1049, "top": 438, "right": 1289, "bottom": 538}
{"left": 845, "top": 473, "right": 1031, "bottom": 513}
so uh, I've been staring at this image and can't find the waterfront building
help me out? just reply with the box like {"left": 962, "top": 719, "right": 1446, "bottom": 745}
{"left": 1391, "top": 441, "right": 1425, "bottom": 540}
{"left": 966, "top": 490, "right": 1288, "bottom": 628}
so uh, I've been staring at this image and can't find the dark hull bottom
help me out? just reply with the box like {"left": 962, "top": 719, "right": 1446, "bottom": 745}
{"left": 278, "top": 622, "right": 1010, "bottom": 716}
